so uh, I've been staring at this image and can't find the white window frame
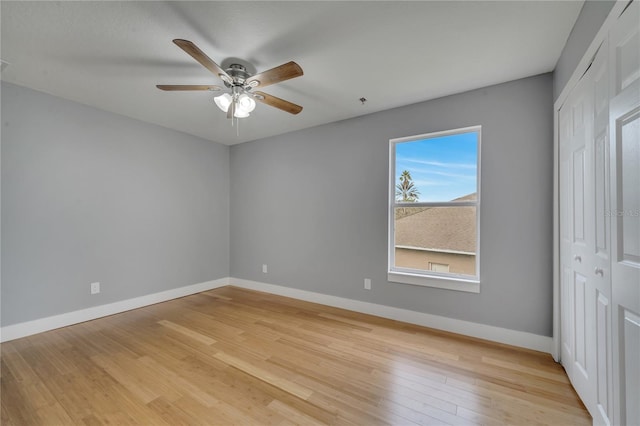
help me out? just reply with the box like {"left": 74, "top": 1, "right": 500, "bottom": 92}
{"left": 388, "top": 125, "right": 481, "bottom": 293}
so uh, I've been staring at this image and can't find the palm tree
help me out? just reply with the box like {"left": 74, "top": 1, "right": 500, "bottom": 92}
{"left": 395, "top": 170, "right": 420, "bottom": 202}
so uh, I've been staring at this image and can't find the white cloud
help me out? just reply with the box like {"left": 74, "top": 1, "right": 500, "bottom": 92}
{"left": 401, "top": 158, "right": 477, "bottom": 169}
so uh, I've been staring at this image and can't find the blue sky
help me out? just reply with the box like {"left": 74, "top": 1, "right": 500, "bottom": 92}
{"left": 395, "top": 131, "right": 478, "bottom": 202}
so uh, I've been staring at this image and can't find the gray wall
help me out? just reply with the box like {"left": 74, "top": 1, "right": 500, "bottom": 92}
{"left": 2, "top": 73, "right": 556, "bottom": 336}
{"left": 554, "top": 0, "right": 615, "bottom": 100}
{"left": 1, "top": 82, "right": 230, "bottom": 326}
{"left": 231, "top": 73, "right": 554, "bottom": 336}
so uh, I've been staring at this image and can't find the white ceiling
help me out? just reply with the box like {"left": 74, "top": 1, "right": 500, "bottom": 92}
{"left": 1, "top": 1, "right": 583, "bottom": 145}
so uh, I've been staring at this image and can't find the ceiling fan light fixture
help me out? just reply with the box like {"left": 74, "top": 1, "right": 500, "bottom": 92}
{"left": 233, "top": 94, "right": 255, "bottom": 118}
{"left": 214, "top": 93, "right": 232, "bottom": 112}
{"left": 233, "top": 109, "right": 250, "bottom": 118}
{"left": 237, "top": 93, "right": 256, "bottom": 113}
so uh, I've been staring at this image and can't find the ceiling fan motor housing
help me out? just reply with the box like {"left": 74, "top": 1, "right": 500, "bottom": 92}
{"left": 224, "top": 64, "right": 252, "bottom": 88}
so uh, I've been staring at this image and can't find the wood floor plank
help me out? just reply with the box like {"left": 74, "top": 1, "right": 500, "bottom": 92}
{"left": 2, "top": 349, "right": 41, "bottom": 385}
{"left": 91, "top": 353, "right": 160, "bottom": 404}
{"left": 213, "top": 351, "right": 314, "bottom": 401}
{"left": 481, "top": 355, "right": 571, "bottom": 383}
{"left": 157, "top": 320, "right": 217, "bottom": 345}
{"left": 370, "top": 368, "right": 494, "bottom": 413}
{"left": 267, "top": 399, "right": 330, "bottom": 426}
{"left": 138, "top": 355, "right": 218, "bottom": 407}
{"left": 1, "top": 286, "right": 590, "bottom": 425}
{"left": 34, "top": 401, "right": 75, "bottom": 425}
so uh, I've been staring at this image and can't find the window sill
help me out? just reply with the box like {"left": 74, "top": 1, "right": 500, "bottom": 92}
{"left": 388, "top": 271, "right": 480, "bottom": 293}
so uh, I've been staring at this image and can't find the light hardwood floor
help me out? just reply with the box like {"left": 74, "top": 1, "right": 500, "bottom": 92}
{"left": 2, "top": 286, "right": 590, "bottom": 425}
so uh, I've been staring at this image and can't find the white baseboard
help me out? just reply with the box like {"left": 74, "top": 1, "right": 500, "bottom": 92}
{"left": 230, "top": 278, "right": 553, "bottom": 354}
{"left": 0, "top": 277, "right": 230, "bottom": 342}
{"left": 1, "top": 276, "right": 552, "bottom": 354}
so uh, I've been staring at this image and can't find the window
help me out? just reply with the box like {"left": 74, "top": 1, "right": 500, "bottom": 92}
{"left": 388, "top": 126, "right": 480, "bottom": 293}
{"left": 429, "top": 262, "right": 450, "bottom": 273}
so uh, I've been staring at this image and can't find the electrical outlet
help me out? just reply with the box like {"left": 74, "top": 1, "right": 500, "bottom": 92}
{"left": 262, "top": 264, "right": 268, "bottom": 273}
{"left": 90, "top": 282, "right": 100, "bottom": 295}
{"left": 364, "top": 278, "right": 371, "bottom": 290}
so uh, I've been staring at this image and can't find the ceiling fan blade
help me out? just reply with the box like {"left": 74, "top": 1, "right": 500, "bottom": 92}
{"left": 172, "top": 39, "right": 231, "bottom": 83}
{"left": 254, "top": 91, "right": 303, "bottom": 115}
{"left": 156, "top": 85, "right": 222, "bottom": 91}
{"left": 246, "top": 62, "right": 303, "bottom": 89}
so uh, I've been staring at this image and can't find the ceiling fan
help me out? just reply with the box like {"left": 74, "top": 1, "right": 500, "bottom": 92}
{"left": 157, "top": 39, "right": 303, "bottom": 119}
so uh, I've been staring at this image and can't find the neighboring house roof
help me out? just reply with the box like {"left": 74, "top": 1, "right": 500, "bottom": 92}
{"left": 395, "top": 193, "right": 477, "bottom": 254}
